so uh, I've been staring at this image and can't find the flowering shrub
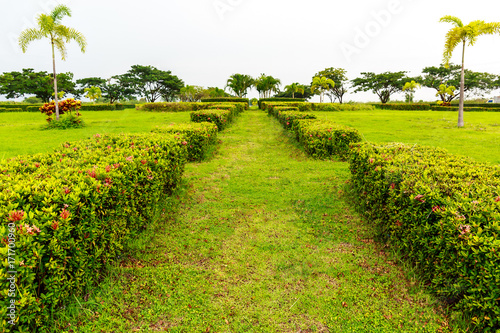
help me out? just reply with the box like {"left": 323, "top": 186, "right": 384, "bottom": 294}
{"left": 0, "top": 133, "right": 187, "bottom": 331}
{"left": 375, "top": 103, "right": 431, "bottom": 111}
{"left": 258, "top": 98, "right": 305, "bottom": 109}
{"left": 39, "top": 98, "right": 83, "bottom": 129}
{"left": 190, "top": 109, "right": 232, "bottom": 131}
{"left": 348, "top": 142, "right": 500, "bottom": 331}
{"left": 263, "top": 102, "right": 312, "bottom": 113}
{"left": 275, "top": 110, "right": 316, "bottom": 130}
{"left": 151, "top": 122, "right": 218, "bottom": 161}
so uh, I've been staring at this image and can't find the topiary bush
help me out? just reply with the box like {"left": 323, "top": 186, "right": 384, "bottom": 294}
{"left": 0, "top": 133, "right": 188, "bottom": 332}
{"left": 190, "top": 109, "right": 231, "bottom": 131}
{"left": 348, "top": 142, "right": 500, "bottom": 331}
{"left": 152, "top": 122, "right": 218, "bottom": 161}
{"left": 275, "top": 111, "right": 317, "bottom": 130}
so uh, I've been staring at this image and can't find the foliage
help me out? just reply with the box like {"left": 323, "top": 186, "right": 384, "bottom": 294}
{"left": 257, "top": 98, "right": 306, "bottom": 109}
{"left": 283, "top": 83, "right": 305, "bottom": 99}
{"left": 75, "top": 77, "right": 106, "bottom": 99}
{"left": 40, "top": 98, "right": 82, "bottom": 123}
{"left": 179, "top": 85, "right": 207, "bottom": 102}
{"left": 84, "top": 86, "right": 102, "bottom": 104}
{"left": 293, "top": 119, "right": 362, "bottom": 160}
{"left": 349, "top": 142, "right": 500, "bottom": 331}
{"left": 114, "top": 65, "right": 184, "bottom": 102}
{"left": 375, "top": 103, "right": 431, "bottom": 111}
{"left": 275, "top": 110, "right": 317, "bottom": 130}
{"left": 201, "top": 97, "right": 249, "bottom": 107}
{"left": 206, "top": 87, "right": 230, "bottom": 98}
{"left": 274, "top": 85, "right": 314, "bottom": 100}
{"left": 352, "top": 71, "right": 408, "bottom": 104}
{"left": 254, "top": 74, "right": 281, "bottom": 98}
{"left": 311, "top": 76, "right": 335, "bottom": 103}
{"left": 190, "top": 110, "right": 232, "bottom": 131}
{"left": 101, "top": 82, "right": 135, "bottom": 104}
{"left": 23, "top": 97, "right": 43, "bottom": 104}
{"left": 250, "top": 98, "right": 259, "bottom": 106}
{"left": 402, "top": 80, "right": 421, "bottom": 103}
{"left": 225, "top": 74, "right": 254, "bottom": 98}
{"left": 431, "top": 105, "right": 500, "bottom": 112}
{"left": 0, "top": 133, "right": 187, "bottom": 332}
{"left": 43, "top": 113, "right": 85, "bottom": 129}
{"left": 151, "top": 122, "right": 218, "bottom": 161}
{"left": 435, "top": 83, "right": 457, "bottom": 103}
{"left": 311, "top": 103, "right": 375, "bottom": 111}
{"left": 263, "top": 102, "right": 312, "bottom": 113}
{"left": 314, "top": 67, "right": 349, "bottom": 103}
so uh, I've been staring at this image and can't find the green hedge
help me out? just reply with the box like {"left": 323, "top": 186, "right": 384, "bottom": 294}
{"left": 26, "top": 106, "right": 40, "bottom": 112}
{"left": 293, "top": 119, "right": 362, "bottom": 160}
{"left": 0, "top": 133, "right": 187, "bottom": 332}
{"left": 0, "top": 104, "right": 42, "bottom": 111}
{"left": 311, "top": 103, "right": 376, "bottom": 111}
{"left": 201, "top": 98, "right": 249, "bottom": 109}
{"left": 431, "top": 106, "right": 500, "bottom": 112}
{"left": 276, "top": 111, "right": 317, "bottom": 130}
{"left": 268, "top": 106, "right": 299, "bottom": 117}
{"left": 138, "top": 102, "right": 200, "bottom": 112}
{"left": 375, "top": 103, "right": 431, "bottom": 111}
{"left": 152, "top": 122, "right": 218, "bottom": 161}
{"left": 80, "top": 104, "right": 120, "bottom": 111}
{"left": 0, "top": 108, "right": 23, "bottom": 113}
{"left": 207, "top": 103, "right": 245, "bottom": 116}
{"left": 190, "top": 109, "right": 232, "bottom": 131}
{"left": 258, "top": 98, "right": 305, "bottom": 109}
{"left": 348, "top": 142, "right": 500, "bottom": 331}
{"left": 263, "top": 102, "right": 312, "bottom": 113}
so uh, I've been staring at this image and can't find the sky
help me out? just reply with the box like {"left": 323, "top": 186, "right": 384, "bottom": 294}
{"left": 1, "top": 0, "right": 500, "bottom": 102}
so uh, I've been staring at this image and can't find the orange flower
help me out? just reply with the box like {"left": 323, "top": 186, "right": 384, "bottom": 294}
{"left": 60, "top": 209, "right": 70, "bottom": 220}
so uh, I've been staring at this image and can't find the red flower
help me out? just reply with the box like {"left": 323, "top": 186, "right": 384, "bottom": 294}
{"left": 495, "top": 196, "right": 500, "bottom": 202}
{"left": 369, "top": 158, "right": 375, "bottom": 164}
{"left": 34, "top": 163, "right": 40, "bottom": 168}
{"left": 8, "top": 210, "right": 25, "bottom": 222}
{"left": 60, "top": 209, "right": 70, "bottom": 220}
{"left": 64, "top": 187, "right": 71, "bottom": 194}
{"left": 52, "top": 221, "right": 59, "bottom": 230}
{"left": 390, "top": 183, "right": 395, "bottom": 190}
{"left": 414, "top": 194, "right": 425, "bottom": 203}
{"left": 141, "top": 160, "right": 147, "bottom": 165}
{"left": 106, "top": 165, "right": 111, "bottom": 172}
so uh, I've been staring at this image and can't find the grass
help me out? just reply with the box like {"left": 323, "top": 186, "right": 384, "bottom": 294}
{"left": 50, "top": 110, "right": 464, "bottom": 332}
{"left": 315, "top": 110, "right": 500, "bottom": 165}
{"left": 0, "top": 109, "right": 191, "bottom": 160}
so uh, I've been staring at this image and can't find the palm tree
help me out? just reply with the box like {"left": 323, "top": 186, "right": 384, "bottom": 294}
{"left": 440, "top": 16, "right": 500, "bottom": 127}
{"left": 254, "top": 74, "right": 281, "bottom": 98}
{"left": 402, "top": 80, "right": 421, "bottom": 103}
{"left": 19, "top": 5, "right": 86, "bottom": 120}
{"left": 226, "top": 74, "right": 254, "bottom": 97}
{"left": 311, "top": 76, "right": 335, "bottom": 103}
{"left": 284, "top": 83, "right": 305, "bottom": 99}
{"left": 84, "top": 86, "right": 102, "bottom": 104}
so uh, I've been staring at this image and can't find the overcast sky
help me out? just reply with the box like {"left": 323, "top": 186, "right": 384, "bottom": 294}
{"left": 2, "top": 0, "right": 500, "bottom": 102}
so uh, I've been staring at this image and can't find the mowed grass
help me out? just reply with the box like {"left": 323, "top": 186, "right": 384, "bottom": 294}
{"left": 0, "top": 109, "right": 191, "bottom": 160}
{"left": 315, "top": 110, "right": 500, "bottom": 165}
{"left": 51, "top": 110, "right": 461, "bottom": 332}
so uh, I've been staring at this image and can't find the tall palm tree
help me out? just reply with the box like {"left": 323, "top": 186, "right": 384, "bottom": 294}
{"left": 311, "top": 76, "right": 335, "bottom": 103}
{"left": 440, "top": 16, "right": 500, "bottom": 127}
{"left": 84, "top": 86, "right": 102, "bottom": 104}
{"left": 225, "top": 74, "right": 254, "bottom": 98}
{"left": 19, "top": 5, "right": 86, "bottom": 120}
{"left": 254, "top": 74, "right": 281, "bottom": 98}
{"left": 284, "top": 83, "right": 305, "bottom": 99}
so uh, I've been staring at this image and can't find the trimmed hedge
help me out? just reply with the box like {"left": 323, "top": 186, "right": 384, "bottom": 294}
{"left": 201, "top": 98, "right": 249, "bottom": 109}
{"left": 207, "top": 102, "right": 245, "bottom": 116}
{"left": 0, "top": 104, "right": 42, "bottom": 111}
{"left": 431, "top": 106, "right": 500, "bottom": 112}
{"left": 276, "top": 111, "right": 317, "bottom": 130}
{"left": 263, "top": 102, "right": 313, "bottom": 113}
{"left": 0, "top": 108, "right": 23, "bottom": 113}
{"left": 348, "top": 142, "right": 500, "bottom": 331}
{"left": 311, "top": 103, "right": 376, "bottom": 111}
{"left": 190, "top": 110, "right": 231, "bottom": 131}
{"left": 258, "top": 98, "right": 305, "bottom": 109}
{"left": 0, "top": 133, "right": 188, "bottom": 332}
{"left": 138, "top": 102, "right": 200, "bottom": 112}
{"left": 268, "top": 106, "right": 299, "bottom": 117}
{"left": 26, "top": 106, "right": 40, "bottom": 112}
{"left": 80, "top": 104, "right": 120, "bottom": 111}
{"left": 293, "top": 119, "right": 362, "bottom": 160}
{"left": 152, "top": 122, "right": 218, "bottom": 161}
{"left": 375, "top": 103, "right": 431, "bottom": 111}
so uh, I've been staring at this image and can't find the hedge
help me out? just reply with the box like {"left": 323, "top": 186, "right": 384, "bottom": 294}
{"left": 0, "top": 133, "right": 188, "bottom": 332}
{"left": 275, "top": 111, "right": 317, "bottom": 130}
{"left": 258, "top": 98, "right": 305, "bottom": 109}
{"left": 138, "top": 102, "right": 200, "bottom": 112}
{"left": 263, "top": 102, "right": 313, "bottom": 113}
{"left": 152, "top": 122, "right": 218, "bottom": 161}
{"left": 207, "top": 102, "right": 245, "bottom": 116}
{"left": 348, "top": 142, "right": 500, "bottom": 331}
{"left": 190, "top": 109, "right": 232, "bottom": 131}
{"left": 268, "top": 106, "right": 299, "bottom": 117}
{"left": 0, "top": 108, "right": 23, "bottom": 113}
{"left": 311, "top": 103, "right": 376, "bottom": 111}
{"left": 431, "top": 106, "right": 500, "bottom": 112}
{"left": 374, "top": 103, "right": 431, "bottom": 111}
{"left": 0, "top": 104, "right": 42, "bottom": 111}
{"left": 80, "top": 104, "right": 121, "bottom": 111}
{"left": 293, "top": 119, "right": 362, "bottom": 160}
{"left": 201, "top": 98, "right": 249, "bottom": 109}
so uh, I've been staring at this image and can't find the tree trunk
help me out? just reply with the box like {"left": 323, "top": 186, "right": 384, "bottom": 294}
{"left": 52, "top": 39, "right": 60, "bottom": 121}
{"left": 458, "top": 40, "right": 466, "bottom": 128}
{"left": 292, "top": 92, "right": 295, "bottom": 99}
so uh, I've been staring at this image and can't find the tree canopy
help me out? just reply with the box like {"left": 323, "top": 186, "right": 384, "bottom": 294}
{"left": 314, "top": 68, "right": 349, "bottom": 103}
{"left": 225, "top": 74, "right": 254, "bottom": 98}
{"left": 352, "top": 71, "right": 407, "bottom": 104}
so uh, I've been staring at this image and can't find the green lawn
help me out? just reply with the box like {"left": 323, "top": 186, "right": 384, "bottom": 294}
{"left": 51, "top": 110, "right": 464, "bottom": 332}
{"left": 0, "top": 109, "right": 191, "bottom": 160}
{"left": 315, "top": 110, "right": 500, "bottom": 165}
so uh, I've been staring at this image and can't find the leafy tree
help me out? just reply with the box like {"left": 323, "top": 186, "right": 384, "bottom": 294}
{"left": 250, "top": 98, "right": 259, "bottom": 106}
{"left": 311, "top": 76, "right": 335, "bottom": 103}
{"left": 23, "top": 96, "right": 43, "bottom": 104}
{"left": 19, "top": 5, "right": 86, "bottom": 120}
{"left": 101, "top": 82, "right": 135, "bottom": 104}
{"left": 115, "top": 65, "right": 184, "bottom": 102}
{"left": 206, "top": 87, "right": 230, "bottom": 98}
{"left": 75, "top": 77, "right": 106, "bottom": 98}
{"left": 179, "top": 85, "right": 208, "bottom": 102}
{"left": 254, "top": 74, "right": 281, "bottom": 98}
{"left": 274, "top": 85, "right": 314, "bottom": 100}
{"left": 435, "top": 83, "right": 456, "bottom": 105}
{"left": 314, "top": 68, "right": 349, "bottom": 103}
{"left": 284, "top": 83, "right": 305, "bottom": 99}
{"left": 84, "top": 86, "right": 102, "bottom": 104}
{"left": 226, "top": 74, "right": 254, "bottom": 98}
{"left": 402, "top": 80, "right": 421, "bottom": 103}
{"left": 440, "top": 15, "right": 500, "bottom": 127}
{"left": 352, "top": 71, "right": 407, "bottom": 104}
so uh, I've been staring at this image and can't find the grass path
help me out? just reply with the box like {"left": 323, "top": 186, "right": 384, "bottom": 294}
{"left": 57, "top": 110, "right": 454, "bottom": 332}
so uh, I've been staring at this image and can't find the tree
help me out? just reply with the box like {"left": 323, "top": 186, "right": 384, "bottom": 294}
{"left": 284, "top": 83, "right": 305, "bottom": 99}
{"left": 311, "top": 76, "right": 335, "bottom": 103}
{"left": 115, "top": 65, "right": 184, "bottom": 102}
{"left": 352, "top": 71, "right": 407, "bottom": 104}
{"left": 402, "top": 80, "right": 421, "bottom": 103}
{"left": 84, "top": 86, "right": 102, "bottom": 104}
{"left": 225, "top": 74, "right": 254, "bottom": 98}
{"left": 206, "top": 87, "right": 230, "bottom": 98}
{"left": 440, "top": 16, "right": 500, "bottom": 127}
{"left": 179, "top": 85, "right": 208, "bottom": 102}
{"left": 19, "top": 5, "right": 86, "bottom": 120}
{"left": 274, "top": 85, "right": 314, "bottom": 100}
{"left": 75, "top": 77, "right": 106, "bottom": 98}
{"left": 101, "top": 82, "right": 135, "bottom": 104}
{"left": 314, "top": 68, "right": 349, "bottom": 103}
{"left": 435, "top": 83, "right": 456, "bottom": 105}
{"left": 254, "top": 74, "right": 281, "bottom": 98}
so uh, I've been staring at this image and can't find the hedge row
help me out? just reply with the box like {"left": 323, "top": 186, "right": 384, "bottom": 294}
{"left": 311, "top": 103, "right": 376, "bottom": 111}
{"left": 348, "top": 142, "right": 500, "bottom": 331}
{"left": 190, "top": 109, "right": 232, "bottom": 131}
{"left": 257, "top": 98, "right": 305, "bottom": 109}
{"left": 0, "top": 104, "right": 42, "bottom": 111}
{"left": 0, "top": 108, "right": 23, "bottom": 113}
{"left": 0, "top": 133, "right": 188, "bottom": 332}
{"left": 262, "top": 101, "right": 313, "bottom": 112}
{"left": 138, "top": 102, "right": 247, "bottom": 113}
{"left": 201, "top": 97, "right": 249, "bottom": 108}
{"left": 431, "top": 106, "right": 500, "bottom": 112}
{"left": 374, "top": 103, "right": 432, "bottom": 111}
{"left": 275, "top": 110, "right": 317, "bottom": 130}
{"left": 268, "top": 106, "right": 300, "bottom": 117}
{"left": 151, "top": 122, "right": 218, "bottom": 161}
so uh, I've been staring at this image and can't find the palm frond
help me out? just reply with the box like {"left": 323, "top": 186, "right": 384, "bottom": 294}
{"left": 51, "top": 4, "right": 71, "bottom": 23}
{"left": 18, "top": 28, "right": 44, "bottom": 52}
{"left": 53, "top": 37, "right": 68, "bottom": 60}
{"left": 439, "top": 15, "right": 463, "bottom": 27}
{"left": 442, "top": 27, "right": 464, "bottom": 66}
{"left": 37, "top": 14, "right": 54, "bottom": 34}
